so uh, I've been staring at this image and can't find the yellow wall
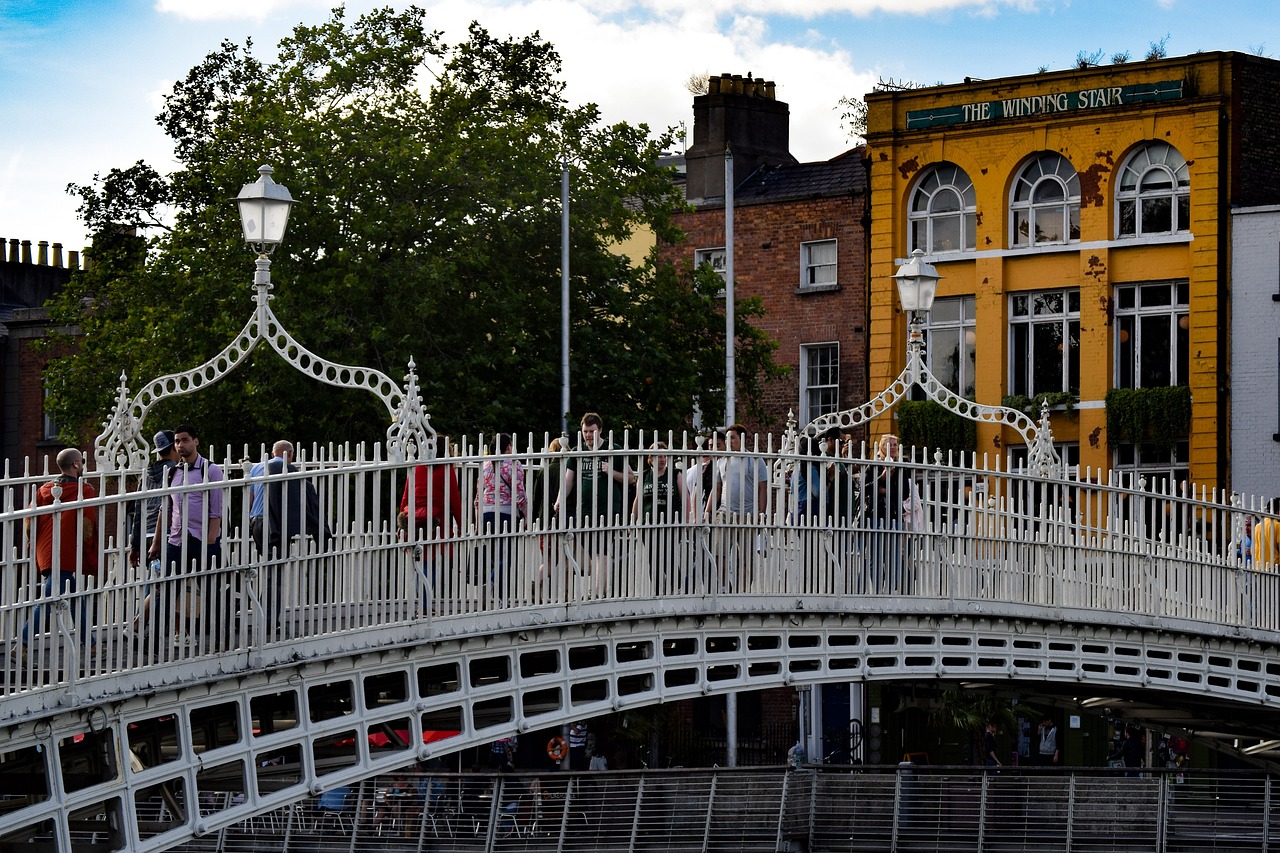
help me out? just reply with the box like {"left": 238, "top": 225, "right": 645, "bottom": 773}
{"left": 865, "top": 53, "right": 1236, "bottom": 486}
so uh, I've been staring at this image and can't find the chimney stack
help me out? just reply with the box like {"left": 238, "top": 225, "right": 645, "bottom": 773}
{"left": 685, "top": 72, "right": 792, "bottom": 202}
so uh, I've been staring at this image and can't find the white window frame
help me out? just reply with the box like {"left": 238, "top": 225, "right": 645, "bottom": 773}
{"left": 42, "top": 385, "right": 58, "bottom": 441}
{"left": 1112, "top": 441, "right": 1190, "bottom": 494}
{"left": 924, "top": 296, "right": 977, "bottom": 398}
{"left": 694, "top": 247, "right": 726, "bottom": 283}
{"left": 1010, "top": 153, "right": 1080, "bottom": 247}
{"left": 800, "top": 239, "right": 838, "bottom": 290}
{"left": 1113, "top": 280, "right": 1189, "bottom": 389}
{"left": 1008, "top": 289, "right": 1080, "bottom": 397}
{"left": 909, "top": 163, "right": 977, "bottom": 254}
{"left": 800, "top": 343, "right": 840, "bottom": 425}
{"left": 1116, "top": 142, "right": 1190, "bottom": 238}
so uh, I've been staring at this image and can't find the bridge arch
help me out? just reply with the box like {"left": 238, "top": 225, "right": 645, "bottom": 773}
{"left": 4, "top": 597, "right": 1279, "bottom": 851}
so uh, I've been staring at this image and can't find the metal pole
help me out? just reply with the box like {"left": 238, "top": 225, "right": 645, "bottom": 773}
{"left": 724, "top": 145, "right": 735, "bottom": 425}
{"left": 561, "top": 156, "right": 570, "bottom": 437}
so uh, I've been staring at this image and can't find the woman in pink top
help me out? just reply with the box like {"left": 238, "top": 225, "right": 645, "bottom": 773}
{"left": 475, "top": 434, "right": 527, "bottom": 598}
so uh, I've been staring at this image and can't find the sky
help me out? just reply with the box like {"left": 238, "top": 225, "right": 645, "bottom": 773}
{"left": 3, "top": 0, "right": 1280, "bottom": 253}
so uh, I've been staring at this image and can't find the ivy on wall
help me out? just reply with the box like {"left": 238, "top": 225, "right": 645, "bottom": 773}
{"left": 1105, "top": 385, "right": 1192, "bottom": 449}
{"left": 897, "top": 400, "right": 978, "bottom": 456}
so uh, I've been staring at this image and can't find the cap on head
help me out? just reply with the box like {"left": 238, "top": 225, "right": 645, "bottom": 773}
{"left": 153, "top": 430, "right": 175, "bottom": 455}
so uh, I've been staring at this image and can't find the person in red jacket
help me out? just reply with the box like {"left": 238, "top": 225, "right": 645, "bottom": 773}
{"left": 19, "top": 448, "right": 98, "bottom": 658}
{"left": 399, "top": 438, "right": 462, "bottom": 612}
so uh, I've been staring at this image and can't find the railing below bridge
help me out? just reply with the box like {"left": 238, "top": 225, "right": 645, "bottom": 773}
{"left": 115, "top": 765, "right": 1280, "bottom": 853}
{"left": 2, "top": 434, "right": 1277, "bottom": 715}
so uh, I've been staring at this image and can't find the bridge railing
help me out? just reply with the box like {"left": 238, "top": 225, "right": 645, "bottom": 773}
{"left": 2, "top": 432, "right": 1277, "bottom": 711}
{"left": 152, "top": 764, "right": 1280, "bottom": 853}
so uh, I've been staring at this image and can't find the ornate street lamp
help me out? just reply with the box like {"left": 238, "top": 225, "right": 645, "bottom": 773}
{"left": 891, "top": 248, "right": 941, "bottom": 317}
{"left": 93, "top": 165, "right": 436, "bottom": 470}
{"left": 236, "top": 165, "right": 295, "bottom": 255}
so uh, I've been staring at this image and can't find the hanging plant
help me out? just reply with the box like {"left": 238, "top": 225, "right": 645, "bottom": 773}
{"left": 1105, "top": 386, "right": 1191, "bottom": 449}
{"left": 897, "top": 400, "right": 977, "bottom": 456}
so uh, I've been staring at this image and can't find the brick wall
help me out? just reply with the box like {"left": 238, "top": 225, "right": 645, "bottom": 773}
{"left": 663, "top": 193, "right": 869, "bottom": 441}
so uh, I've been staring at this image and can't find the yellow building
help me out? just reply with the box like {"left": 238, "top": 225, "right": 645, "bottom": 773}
{"left": 865, "top": 52, "right": 1280, "bottom": 488}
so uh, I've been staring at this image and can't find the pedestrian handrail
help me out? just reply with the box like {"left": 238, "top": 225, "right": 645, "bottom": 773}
{"left": 2, "top": 431, "right": 1278, "bottom": 717}
{"left": 154, "top": 764, "right": 1280, "bottom": 853}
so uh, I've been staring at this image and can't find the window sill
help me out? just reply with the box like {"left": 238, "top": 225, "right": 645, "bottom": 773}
{"left": 795, "top": 284, "right": 841, "bottom": 296}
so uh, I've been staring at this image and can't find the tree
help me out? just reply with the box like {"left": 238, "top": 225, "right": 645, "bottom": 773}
{"left": 44, "top": 6, "right": 780, "bottom": 451}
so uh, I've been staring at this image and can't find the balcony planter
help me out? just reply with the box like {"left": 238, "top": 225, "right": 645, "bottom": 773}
{"left": 1104, "top": 386, "right": 1191, "bottom": 449}
{"left": 1000, "top": 391, "right": 1077, "bottom": 418}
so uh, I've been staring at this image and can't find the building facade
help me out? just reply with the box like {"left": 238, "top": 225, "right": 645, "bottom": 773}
{"left": 865, "top": 52, "right": 1280, "bottom": 489}
{"left": 1230, "top": 205, "right": 1280, "bottom": 502}
{"left": 663, "top": 74, "right": 870, "bottom": 436}
{"left": 1, "top": 238, "right": 79, "bottom": 473}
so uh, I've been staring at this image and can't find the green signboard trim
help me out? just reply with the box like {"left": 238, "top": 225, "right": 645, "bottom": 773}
{"left": 906, "top": 79, "right": 1185, "bottom": 129}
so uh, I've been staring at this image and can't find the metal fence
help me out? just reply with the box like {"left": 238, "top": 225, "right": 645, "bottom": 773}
{"left": 3, "top": 432, "right": 1278, "bottom": 708}
{"left": 154, "top": 765, "right": 1280, "bottom": 853}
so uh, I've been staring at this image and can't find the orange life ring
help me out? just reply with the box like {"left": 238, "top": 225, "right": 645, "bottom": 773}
{"left": 546, "top": 736, "right": 568, "bottom": 761}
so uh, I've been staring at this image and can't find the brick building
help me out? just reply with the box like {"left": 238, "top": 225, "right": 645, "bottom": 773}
{"left": 1, "top": 238, "right": 80, "bottom": 473}
{"left": 865, "top": 51, "right": 1280, "bottom": 489}
{"left": 662, "top": 74, "right": 870, "bottom": 437}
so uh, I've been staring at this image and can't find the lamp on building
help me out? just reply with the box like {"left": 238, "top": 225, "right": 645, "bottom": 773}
{"left": 236, "top": 165, "right": 295, "bottom": 256}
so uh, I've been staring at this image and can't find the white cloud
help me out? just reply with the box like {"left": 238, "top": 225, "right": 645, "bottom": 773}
{"left": 154, "top": 0, "right": 331, "bottom": 22}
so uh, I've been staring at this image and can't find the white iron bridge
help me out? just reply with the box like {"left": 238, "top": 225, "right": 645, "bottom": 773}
{"left": 2, "top": 437, "right": 1279, "bottom": 851}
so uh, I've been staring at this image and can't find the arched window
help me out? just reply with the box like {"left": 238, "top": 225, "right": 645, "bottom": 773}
{"left": 1010, "top": 153, "right": 1080, "bottom": 247}
{"left": 908, "top": 163, "right": 976, "bottom": 254}
{"left": 1116, "top": 142, "right": 1190, "bottom": 237}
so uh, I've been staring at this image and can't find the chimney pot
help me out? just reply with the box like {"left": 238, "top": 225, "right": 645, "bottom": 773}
{"left": 21, "top": 240, "right": 32, "bottom": 264}
{"left": 69, "top": 250, "right": 80, "bottom": 270}
{"left": 38, "top": 240, "right": 49, "bottom": 266}
{"left": 52, "top": 243, "right": 64, "bottom": 268}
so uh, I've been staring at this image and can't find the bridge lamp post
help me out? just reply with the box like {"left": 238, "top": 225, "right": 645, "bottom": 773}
{"left": 236, "top": 164, "right": 296, "bottom": 286}
{"left": 891, "top": 248, "right": 942, "bottom": 363}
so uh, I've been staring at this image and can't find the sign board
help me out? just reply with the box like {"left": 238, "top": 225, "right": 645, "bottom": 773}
{"left": 906, "top": 79, "right": 1184, "bottom": 129}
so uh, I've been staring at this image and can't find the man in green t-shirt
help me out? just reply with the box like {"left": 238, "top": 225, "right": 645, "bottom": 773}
{"left": 555, "top": 412, "right": 632, "bottom": 595}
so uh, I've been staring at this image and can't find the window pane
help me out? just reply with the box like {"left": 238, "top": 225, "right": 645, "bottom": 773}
{"left": 1033, "top": 180, "right": 1065, "bottom": 203}
{"left": 1117, "top": 316, "right": 1135, "bottom": 388}
{"left": 963, "top": 213, "right": 976, "bottom": 250}
{"left": 1119, "top": 200, "right": 1136, "bottom": 236}
{"left": 807, "top": 241, "right": 836, "bottom": 265}
{"left": 1139, "top": 283, "right": 1171, "bottom": 307}
{"left": 1142, "top": 196, "right": 1172, "bottom": 233}
{"left": 932, "top": 189, "right": 961, "bottom": 213}
{"left": 1032, "top": 322, "right": 1064, "bottom": 393}
{"left": 961, "top": 332, "right": 976, "bottom": 399}
{"left": 910, "top": 220, "right": 927, "bottom": 252}
{"left": 931, "top": 299, "right": 961, "bottom": 323}
{"left": 1014, "top": 211, "right": 1031, "bottom": 245}
{"left": 932, "top": 214, "right": 962, "bottom": 252}
{"left": 1067, "top": 320, "right": 1080, "bottom": 394}
{"left": 1033, "top": 293, "right": 1063, "bottom": 315}
{"left": 1176, "top": 315, "right": 1189, "bottom": 385}
{"left": 930, "top": 327, "right": 961, "bottom": 392}
{"left": 1139, "top": 314, "right": 1172, "bottom": 387}
{"left": 1176, "top": 196, "right": 1190, "bottom": 232}
{"left": 1035, "top": 207, "right": 1064, "bottom": 243}
{"left": 1011, "top": 324, "right": 1029, "bottom": 396}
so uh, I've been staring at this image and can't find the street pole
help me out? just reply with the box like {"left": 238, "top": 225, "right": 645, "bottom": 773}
{"left": 561, "top": 156, "right": 570, "bottom": 438}
{"left": 724, "top": 144, "right": 735, "bottom": 425}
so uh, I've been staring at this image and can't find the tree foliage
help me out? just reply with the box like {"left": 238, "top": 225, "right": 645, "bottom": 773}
{"left": 45, "top": 6, "right": 779, "bottom": 450}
